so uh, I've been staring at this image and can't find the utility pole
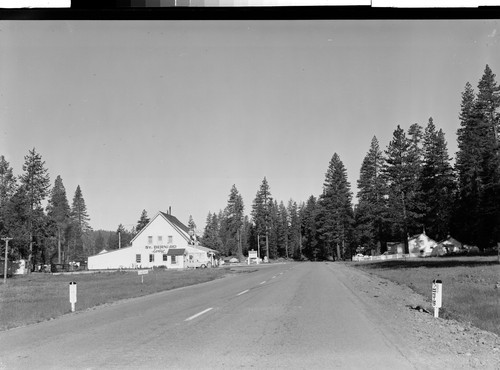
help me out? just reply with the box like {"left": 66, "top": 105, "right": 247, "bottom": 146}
{"left": 2, "top": 237, "right": 12, "bottom": 284}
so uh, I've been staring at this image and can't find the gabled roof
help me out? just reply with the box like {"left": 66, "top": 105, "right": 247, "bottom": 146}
{"left": 409, "top": 233, "right": 437, "bottom": 243}
{"left": 160, "top": 212, "right": 191, "bottom": 242}
{"left": 130, "top": 211, "right": 192, "bottom": 244}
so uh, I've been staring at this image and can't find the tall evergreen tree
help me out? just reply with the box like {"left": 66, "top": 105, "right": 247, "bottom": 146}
{"left": 201, "top": 212, "right": 223, "bottom": 253}
{"left": 455, "top": 66, "right": 500, "bottom": 247}
{"left": 267, "top": 200, "right": 279, "bottom": 259}
{"left": 382, "top": 126, "right": 421, "bottom": 252}
{"left": 251, "top": 177, "right": 272, "bottom": 259}
{"left": 46, "top": 175, "right": 71, "bottom": 263}
{"left": 0, "top": 155, "right": 17, "bottom": 236}
{"left": 475, "top": 65, "right": 500, "bottom": 247}
{"left": 300, "top": 196, "right": 318, "bottom": 260}
{"left": 3, "top": 186, "right": 30, "bottom": 260}
{"left": 135, "top": 209, "right": 150, "bottom": 234}
{"left": 354, "top": 136, "right": 387, "bottom": 254}
{"left": 0, "top": 155, "right": 17, "bottom": 210}
{"left": 187, "top": 215, "right": 197, "bottom": 231}
{"left": 221, "top": 185, "right": 244, "bottom": 257}
{"left": 455, "top": 81, "right": 482, "bottom": 244}
{"left": 420, "top": 118, "right": 456, "bottom": 241}
{"left": 277, "top": 201, "right": 289, "bottom": 258}
{"left": 288, "top": 200, "right": 301, "bottom": 260}
{"left": 19, "top": 148, "right": 50, "bottom": 271}
{"left": 317, "top": 153, "right": 354, "bottom": 260}
{"left": 69, "top": 185, "right": 91, "bottom": 260}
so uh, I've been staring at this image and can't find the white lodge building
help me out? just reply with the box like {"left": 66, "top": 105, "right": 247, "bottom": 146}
{"left": 88, "top": 211, "right": 216, "bottom": 270}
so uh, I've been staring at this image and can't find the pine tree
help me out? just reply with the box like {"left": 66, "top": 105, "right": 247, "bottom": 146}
{"left": 201, "top": 212, "right": 223, "bottom": 253}
{"left": 317, "top": 153, "right": 354, "bottom": 260}
{"left": 187, "top": 215, "right": 197, "bottom": 231}
{"left": 19, "top": 148, "right": 50, "bottom": 271}
{"left": 251, "top": 177, "right": 272, "bottom": 259}
{"left": 4, "top": 186, "right": 30, "bottom": 259}
{"left": 222, "top": 185, "right": 244, "bottom": 257}
{"left": 0, "top": 155, "right": 17, "bottom": 236}
{"left": 46, "top": 175, "right": 71, "bottom": 263}
{"left": 475, "top": 65, "right": 500, "bottom": 247}
{"left": 0, "top": 155, "right": 17, "bottom": 209}
{"left": 288, "top": 200, "right": 301, "bottom": 260}
{"left": 355, "top": 136, "right": 387, "bottom": 254}
{"left": 299, "top": 196, "right": 318, "bottom": 260}
{"left": 268, "top": 200, "right": 279, "bottom": 259}
{"left": 135, "top": 209, "right": 150, "bottom": 234}
{"left": 69, "top": 185, "right": 91, "bottom": 260}
{"left": 382, "top": 126, "right": 418, "bottom": 252}
{"left": 277, "top": 201, "right": 289, "bottom": 258}
{"left": 455, "top": 66, "right": 500, "bottom": 247}
{"left": 420, "top": 118, "right": 456, "bottom": 241}
{"left": 455, "top": 81, "right": 482, "bottom": 244}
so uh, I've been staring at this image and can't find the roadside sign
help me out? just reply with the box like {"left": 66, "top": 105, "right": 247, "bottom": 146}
{"left": 138, "top": 269, "right": 148, "bottom": 284}
{"left": 69, "top": 282, "right": 77, "bottom": 312}
{"left": 432, "top": 279, "right": 442, "bottom": 318}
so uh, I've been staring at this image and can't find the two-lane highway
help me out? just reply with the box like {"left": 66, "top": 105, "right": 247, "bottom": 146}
{"left": 0, "top": 263, "right": 426, "bottom": 369}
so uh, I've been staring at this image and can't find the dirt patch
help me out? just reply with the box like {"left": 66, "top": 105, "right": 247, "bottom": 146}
{"left": 340, "top": 263, "right": 500, "bottom": 369}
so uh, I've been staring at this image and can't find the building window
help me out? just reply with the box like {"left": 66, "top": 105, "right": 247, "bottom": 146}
{"left": 136, "top": 254, "right": 141, "bottom": 263}
{"left": 148, "top": 236, "right": 153, "bottom": 244}
{"left": 158, "top": 235, "right": 163, "bottom": 243}
{"left": 168, "top": 235, "right": 173, "bottom": 244}
{"left": 171, "top": 255, "right": 176, "bottom": 264}
{"left": 149, "top": 254, "right": 154, "bottom": 263}
{"left": 163, "top": 254, "right": 168, "bottom": 262}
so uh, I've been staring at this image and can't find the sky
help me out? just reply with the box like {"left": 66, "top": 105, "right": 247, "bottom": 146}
{"left": 1, "top": 20, "right": 499, "bottom": 232}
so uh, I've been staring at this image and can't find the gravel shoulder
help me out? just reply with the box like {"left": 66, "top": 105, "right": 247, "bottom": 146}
{"left": 338, "top": 262, "right": 500, "bottom": 369}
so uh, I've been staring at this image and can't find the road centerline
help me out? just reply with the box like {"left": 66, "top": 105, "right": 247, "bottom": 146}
{"left": 185, "top": 307, "right": 213, "bottom": 322}
{"left": 237, "top": 289, "right": 249, "bottom": 296}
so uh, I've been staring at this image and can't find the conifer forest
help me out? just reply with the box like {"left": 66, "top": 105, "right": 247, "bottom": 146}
{"left": 1, "top": 65, "right": 499, "bottom": 269}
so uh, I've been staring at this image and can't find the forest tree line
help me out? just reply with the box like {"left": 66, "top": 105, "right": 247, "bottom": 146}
{"left": 1, "top": 65, "right": 499, "bottom": 268}
{"left": 201, "top": 65, "right": 500, "bottom": 260}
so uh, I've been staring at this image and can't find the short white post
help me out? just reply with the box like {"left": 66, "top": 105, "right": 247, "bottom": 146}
{"left": 138, "top": 269, "right": 148, "bottom": 283}
{"left": 432, "top": 279, "right": 442, "bottom": 318}
{"left": 69, "top": 282, "right": 77, "bottom": 312}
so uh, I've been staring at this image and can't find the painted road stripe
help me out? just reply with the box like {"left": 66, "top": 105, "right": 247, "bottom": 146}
{"left": 272, "top": 275, "right": 276, "bottom": 279}
{"left": 260, "top": 281, "right": 266, "bottom": 285}
{"left": 185, "top": 307, "right": 213, "bottom": 321}
{"left": 237, "top": 289, "right": 249, "bottom": 296}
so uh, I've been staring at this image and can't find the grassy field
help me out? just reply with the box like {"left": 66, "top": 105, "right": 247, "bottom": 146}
{"left": 0, "top": 267, "right": 229, "bottom": 331}
{"left": 351, "top": 256, "right": 500, "bottom": 336}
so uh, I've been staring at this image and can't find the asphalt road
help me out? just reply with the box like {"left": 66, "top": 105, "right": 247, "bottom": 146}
{"left": 0, "top": 262, "right": 429, "bottom": 369}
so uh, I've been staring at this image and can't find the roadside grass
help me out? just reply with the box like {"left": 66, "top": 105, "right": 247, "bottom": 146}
{"left": 0, "top": 268, "right": 228, "bottom": 331}
{"left": 351, "top": 256, "right": 500, "bottom": 336}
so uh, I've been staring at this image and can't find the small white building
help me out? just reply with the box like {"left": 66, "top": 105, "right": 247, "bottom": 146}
{"left": 88, "top": 211, "right": 217, "bottom": 270}
{"left": 408, "top": 232, "right": 438, "bottom": 257}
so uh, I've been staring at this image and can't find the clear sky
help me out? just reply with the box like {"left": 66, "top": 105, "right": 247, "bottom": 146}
{"left": 1, "top": 20, "right": 499, "bottom": 231}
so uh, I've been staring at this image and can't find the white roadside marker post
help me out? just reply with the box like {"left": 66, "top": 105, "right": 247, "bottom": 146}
{"left": 432, "top": 279, "right": 442, "bottom": 318}
{"left": 69, "top": 282, "right": 77, "bottom": 312}
{"left": 138, "top": 269, "right": 148, "bottom": 283}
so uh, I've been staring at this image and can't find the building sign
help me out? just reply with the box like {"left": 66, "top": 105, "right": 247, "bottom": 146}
{"left": 145, "top": 245, "right": 177, "bottom": 253}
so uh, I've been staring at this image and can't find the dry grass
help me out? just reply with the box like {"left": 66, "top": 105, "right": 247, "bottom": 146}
{"left": 0, "top": 268, "right": 228, "bottom": 331}
{"left": 352, "top": 256, "right": 500, "bottom": 335}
